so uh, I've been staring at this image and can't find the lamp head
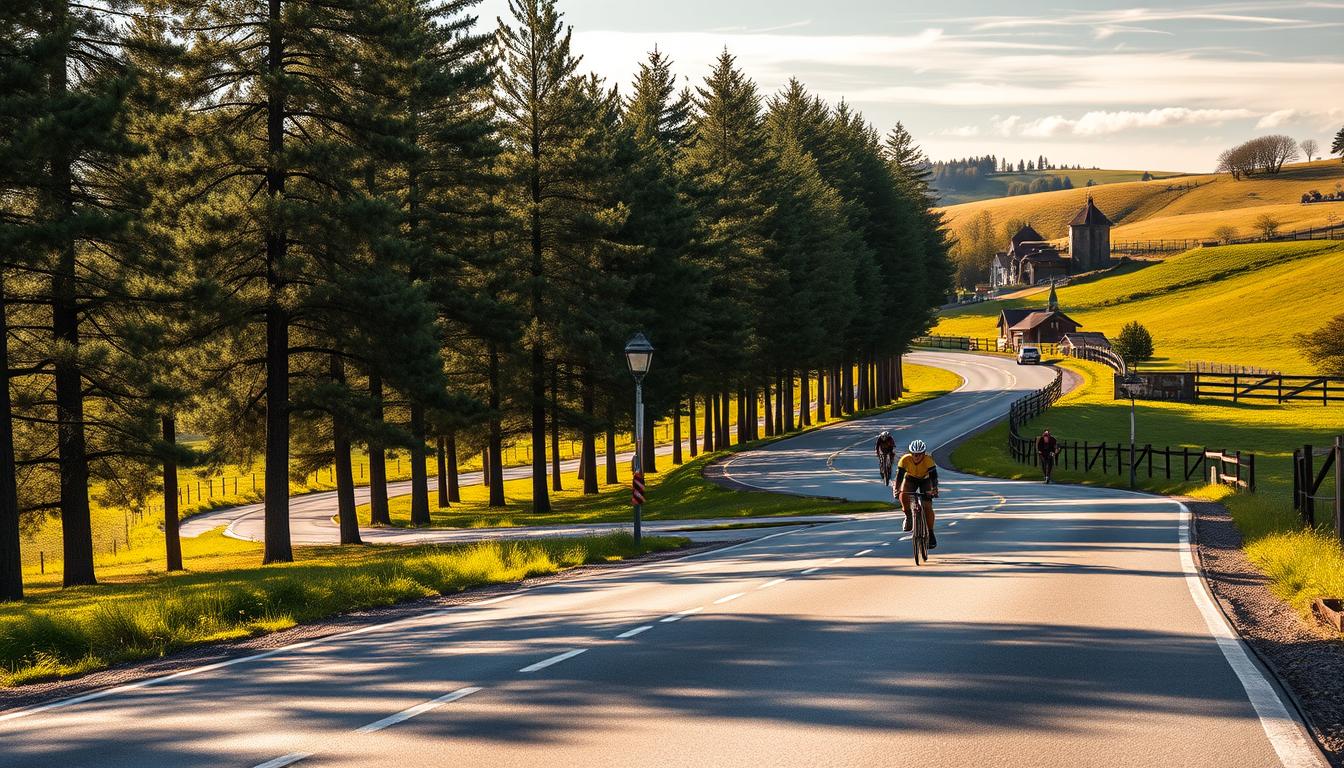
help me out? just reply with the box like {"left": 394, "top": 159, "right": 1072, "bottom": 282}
{"left": 624, "top": 332, "right": 654, "bottom": 381}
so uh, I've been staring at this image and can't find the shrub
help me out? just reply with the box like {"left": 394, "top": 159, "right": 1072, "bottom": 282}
{"left": 1212, "top": 224, "right": 1239, "bottom": 244}
{"left": 1113, "top": 321, "right": 1155, "bottom": 367}
{"left": 1253, "top": 213, "right": 1281, "bottom": 239}
{"left": 1294, "top": 312, "right": 1344, "bottom": 376}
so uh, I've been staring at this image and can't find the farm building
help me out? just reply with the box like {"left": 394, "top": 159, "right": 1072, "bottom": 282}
{"left": 997, "top": 283, "right": 1081, "bottom": 349}
{"left": 990, "top": 198, "right": 1114, "bottom": 288}
{"left": 1059, "top": 332, "right": 1112, "bottom": 355}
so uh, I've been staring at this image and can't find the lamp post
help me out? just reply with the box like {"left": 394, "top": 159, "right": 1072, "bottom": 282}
{"left": 624, "top": 332, "right": 654, "bottom": 544}
{"left": 1120, "top": 370, "right": 1143, "bottom": 490}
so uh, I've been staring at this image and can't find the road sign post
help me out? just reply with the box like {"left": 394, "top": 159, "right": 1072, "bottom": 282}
{"left": 624, "top": 333, "right": 654, "bottom": 546}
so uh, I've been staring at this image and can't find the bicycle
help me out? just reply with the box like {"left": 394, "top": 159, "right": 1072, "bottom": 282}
{"left": 910, "top": 491, "right": 933, "bottom": 565}
{"left": 878, "top": 452, "right": 894, "bottom": 485}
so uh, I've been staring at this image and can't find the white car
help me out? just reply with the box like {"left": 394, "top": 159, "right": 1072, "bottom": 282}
{"left": 1017, "top": 345, "right": 1041, "bottom": 365}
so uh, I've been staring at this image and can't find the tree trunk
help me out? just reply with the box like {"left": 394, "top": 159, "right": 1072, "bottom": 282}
{"left": 672, "top": 398, "right": 683, "bottom": 464}
{"left": 643, "top": 416, "right": 657, "bottom": 473}
{"left": 843, "top": 361, "right": 854, "bottom": 414}
{"left": 763, "top": 382, "right": 774, "bottom": 436}
{"left": 549, "top": 363, "right": 562, "bottom": 492}
{"left": 703, "top": 393, "right": 714, "bottom": 452}
{"left": 582, "top": 376, "right": 598, "bottom": 494}
{"left": 816, "top": 369, "right": 826, "bottom": 424}
{"left": 409, "top": 404, "right": 430, "bottom": 526}
{"left": 331, "top": 357, "right": 362, "bottom": 545}
{"left": 747, "top": 387, "right": 758, "bottom": 441}
{"left": 447, "top": 431, "right": 461, "bottom": 503}
{"left": 436, "top": 435, "right": 449, "bottom": 508}
{"left": 605, "top": 422, "right": 618, "bottom": 484}
{"left": 367, "top": 374, "right": 391, "bottom": 525}
{"left": 736, "top": 387, "right": 747, "bottom": 445}
{"left": 688, "top": 394, "right": 698, "bottom": 458}
{"left": 831, "top": 365, "right": 842, "bottom": 418}
{"left": 482, "top": 449, "right": 491, "bottom": 488}
{"left": 487, "top": 342, "right": 505, "bottom": 507}
{"left": 799, "top": 371, "right": 811, "bottom": 426}
{"left": 774, "top": 372, "right": 785, "bottom": 434}
{"left": 161, "top": 415, "right": 182, "bottom": 574}
{"left": 261, "top": 0, "right": 292, "bottom": 565}
{"left": 896, "top": 353, "right": 904, "bottom": 397}
{"left": 718, "top": 390, "right": 730, "bottom": 450}
{"left": 0, "top": 277, "right": 18, "bottom": 598}
{"left": 785, "top": 370, "right": 795, "bottom": 432}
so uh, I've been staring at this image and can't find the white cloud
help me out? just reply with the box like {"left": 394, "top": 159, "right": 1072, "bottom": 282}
{"left": 986, "top": 107, "right": 1253, "bottom": 138}
{"left": 1257, "top": 109, "right": 1300, "bottom": 128}
{"left": 937, "top": 125, "right": 981, "bottom": 137}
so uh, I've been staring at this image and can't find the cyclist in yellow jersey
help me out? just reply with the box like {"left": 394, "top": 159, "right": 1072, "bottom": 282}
{"left": 894, "top": 439, "right": 940, "bottom": 548}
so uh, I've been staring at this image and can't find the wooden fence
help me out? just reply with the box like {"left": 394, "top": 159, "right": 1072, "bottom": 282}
{"left": 1006, "top": 363, "right": 1256, "bottom": 491}
{"left": 1193, "top": 373, "right": 1344, "bottom": 405}
{"left": 1294, "top": 438, "right": 1343, "bottom": 534}
{"left": 913, "top": 335, "right": 1059, "bottom": 357}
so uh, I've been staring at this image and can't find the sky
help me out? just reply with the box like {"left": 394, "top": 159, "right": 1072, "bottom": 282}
{"left": 471, "top": 0, "right": 1344, "bottom": 172}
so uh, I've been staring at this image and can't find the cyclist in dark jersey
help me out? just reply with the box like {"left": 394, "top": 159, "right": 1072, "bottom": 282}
{"left": 875, "top": 431, "right": 897, "bottom": 483}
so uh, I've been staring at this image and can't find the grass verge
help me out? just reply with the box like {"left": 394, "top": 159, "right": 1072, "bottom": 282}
{"left": 950, "top": 355, "right": 1344, "bottom": 619}
{"left": 0, "top": 533, "right": 683, "bottom": 687}
{"left": 364, "top": 361, "right": 962, "bottom": 529}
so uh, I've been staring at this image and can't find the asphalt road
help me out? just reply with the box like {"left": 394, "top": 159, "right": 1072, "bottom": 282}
{"left": 1, "top": 351, "right": 1323, "bottom": 767}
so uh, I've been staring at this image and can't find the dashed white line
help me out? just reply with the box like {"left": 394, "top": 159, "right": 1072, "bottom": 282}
{"left": 801, "top": 567, "right": 821, "bottom": 575}
{"left": 714, "top": 592, "right": 746, "bottom": 605}
{"left": 616, "top": 625, "right": 653, "bottom": 639}
{"left": 854, "top": 549, "right": 873, "bottom": 556}
{"left": 825, "top": 557, "right": 845, "bottom": 565}
{"left": 660, "top": 607, "right": 703, "bottom": 623}
{"left": 949, "top": 521, "right": 959, "bottom": 527}
{"left": 900, "top": 535, "right": 913, "bottom": 541}
{"left": 355, "top": 687, "right": 482, "bottom": 733}
{"left": 252, "top": 753, "right": 312, "bottom": 768}
{"left": 758, "top": 578, "right": 788, "bottom": 589}
{"left": 518, "top": 648, "right": 587, "bottom": 673}
{"left": 880, "top": 542, "right": 891, "bottom": 547}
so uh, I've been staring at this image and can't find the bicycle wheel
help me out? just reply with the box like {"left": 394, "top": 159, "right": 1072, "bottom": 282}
{"left": 912, "top": 496, "right": 927, "bottom": 565}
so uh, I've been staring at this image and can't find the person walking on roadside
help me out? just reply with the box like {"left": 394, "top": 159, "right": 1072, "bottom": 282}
{"left": 1036, "top": 429, "right": 1060, "bottom": 484}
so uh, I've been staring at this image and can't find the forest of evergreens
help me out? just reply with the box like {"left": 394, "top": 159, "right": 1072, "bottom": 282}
{"left": 0, "top": 0, "right": 952, "bottom": 600}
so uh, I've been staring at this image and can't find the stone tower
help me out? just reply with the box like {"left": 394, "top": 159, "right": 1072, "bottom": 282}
{"left": 1047, "top": 280, "right": 1059, "bottom": 312}
{"left": 1069, "top": 196, "right": 1113, "bottom": 272}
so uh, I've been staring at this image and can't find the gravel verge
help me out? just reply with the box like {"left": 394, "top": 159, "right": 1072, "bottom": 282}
{"left": 1189, "top": 498, "right": 1344, "bottom": 765}
{"left": 0, "top": 540, "right": 728, "bottom": 715}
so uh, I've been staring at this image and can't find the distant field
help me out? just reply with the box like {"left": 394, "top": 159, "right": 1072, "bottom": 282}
{"left": 937, "top": 160, "right": 1344, "bottom": 242}
{"left": 931, "top": 240, "right": 1344, "bottom": 372}
{"left": 936, "top": 168, "right": 1185, "bottom": 206}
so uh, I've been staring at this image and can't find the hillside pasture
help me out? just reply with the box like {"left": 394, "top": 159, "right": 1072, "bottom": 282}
{"left": 937, "top": 160, "right": 1344, "bottom": 243}
{"left": 936, "top": 168, "right": 1185, "bottom": 206}
{"left": 932, "top": 241, "right": 1344, "bottom": 372}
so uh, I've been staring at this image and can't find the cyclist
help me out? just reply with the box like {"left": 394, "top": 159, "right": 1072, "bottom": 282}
{"left": 894, "top": 439, "right": 940, "bottom": 548}
{"left": 1036, "top": 428, "right": 1060, "bottom": 484}
{"left": 875, "top": 431, "right": 897, "bottom": 482}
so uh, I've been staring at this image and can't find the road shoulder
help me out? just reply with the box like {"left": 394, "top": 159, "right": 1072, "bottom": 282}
{"left": 0, "top": 541, "right": 727, "bottom": 716}
{"left": 1190, "top": 498, "right": 1344, "bottom": 765}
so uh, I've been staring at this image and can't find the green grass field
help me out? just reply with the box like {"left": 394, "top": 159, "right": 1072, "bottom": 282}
{"left": 951, "top": 356, "right": 1344, "bottom": 618}
{"left": 0, "top": 534, "right": 684, "bottom": 687}
{"left": 933, "top": 241, "right": 1344, "bottom": 371}
{"left": 937, "top": 160, "right": 1344, "bottom": 242}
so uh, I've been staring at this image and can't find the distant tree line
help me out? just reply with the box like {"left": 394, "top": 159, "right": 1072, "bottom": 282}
{"left": 1005, "top": 175, "right": 1074, "bottom": 196}
{"left": 1216, "top": 135, "right": 1300, "bottom": 180}
{"left": 0, "top": 0, "right": 952, "bottom": 599}
{"left": 929, "top": 153, "right": 1092, "bottom": 197}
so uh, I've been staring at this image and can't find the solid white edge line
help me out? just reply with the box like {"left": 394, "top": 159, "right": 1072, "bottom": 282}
{"left": 616, "top": 625, "right": 653, "bottom": 639}
{"left": 714, "top": 592, "right": 745, "bottom": 604}
{"left": 518, "top": 648, "right": 587, "bottom": 673}
{"left": 251, "top": 753, "right": 313, "bottom": 768}
{"left": 1175, "top": 501, "right": 1325, "bottom": 768}
{"left": 355, "top": 686, "right": 482, "bottom": 734}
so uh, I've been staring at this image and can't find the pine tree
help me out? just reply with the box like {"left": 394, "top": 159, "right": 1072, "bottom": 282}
{"left": 1333, "top": 126, "right": 1344, "bottom": 162}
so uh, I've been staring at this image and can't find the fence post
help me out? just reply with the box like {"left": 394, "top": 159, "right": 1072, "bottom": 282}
{"left": 1248, "top": 453, "right": 1256, "bottom": 493}
{"left": 1305, "top": 445, "right": 1315, "bottom": 523}
{"left": 1336, "top": 437, "right": 1343, "bottom": 542}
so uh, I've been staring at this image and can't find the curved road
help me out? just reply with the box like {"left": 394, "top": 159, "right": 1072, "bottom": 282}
{"left": 0, "top": 352, "right": 1323, "bottom": 767}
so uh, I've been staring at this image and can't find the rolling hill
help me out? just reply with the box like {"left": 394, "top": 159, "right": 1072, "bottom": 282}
{"left": 936, "top": 160, "right": 1344, "bottom": 243}
{"left": 930, "top": 240, "right": 1344, "bottom": 372}
{"left": 935, "top": 168, "right": 1186, "bottom": 206}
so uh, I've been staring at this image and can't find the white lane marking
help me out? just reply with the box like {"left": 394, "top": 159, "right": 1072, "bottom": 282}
{"left": 1176, "top": 501, "right": 1326, "bottom": 768}
{"left": 355, "top": 687, "right": 482, "bottom": 733}
{"left": 714, "top": 592, "right": 746, "bottom": 605}
{"left": 854, "top": 549, "right": 873, "bottom": 556}
{"left": 475, "top": 593, "right": 524, "bottom": 605}
{"left": 659, "top": 607, "right": 703, "bottom": 623}
{"left": 880, "top": 542, "right": 891, "bottom": 547}
{"left": 948, "top": 521, "right": 959, "bottom": 527}
{"left": 252, "top": 754, "right": 312, "bottom": 768}
{"left": 518, "top": 648, "right": 587, "bottom": 673}
{"left": 899, "top": 535, "right": 912, "bottom": 541}
{"left": 801, "top": 567, "right": 821, "bottom": 575}
{"left": 758, "top": 578, "right": 788, "bottom": 589}
{"left": 616, "top": 625, "right": 653, "bottom": 639}
{"left": 825, "top": 557, "right": 844, "bottom": 565}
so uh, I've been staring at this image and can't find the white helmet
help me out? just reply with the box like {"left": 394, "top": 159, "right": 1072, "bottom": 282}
{"left": 909, "top": 439, "right": 927, "bottom": 454}
{"left": 880, "top": 431, "right": 890, "bottom": 438}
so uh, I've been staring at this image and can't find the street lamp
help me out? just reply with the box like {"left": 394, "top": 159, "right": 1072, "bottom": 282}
{"left": 624, "top": 332, "right": 654, "bottom": 543}
{"left": 1120, "top": 370, "right": 1143, "bottom": 490}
